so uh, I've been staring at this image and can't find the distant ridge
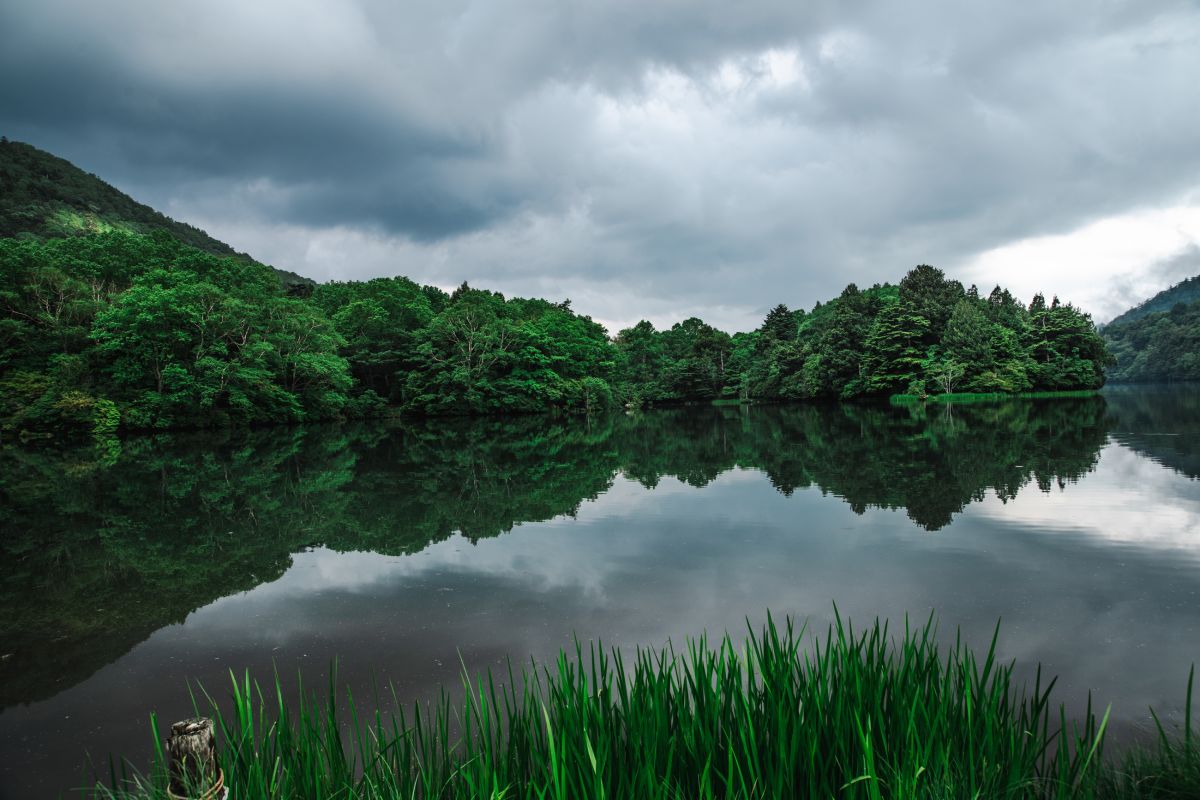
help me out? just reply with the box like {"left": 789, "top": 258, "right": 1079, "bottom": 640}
{"left": 1105, "top": 273, "right": 1200, "bottom": 328}
{"left": 0, "top": 137, "right": 313, "bottom": 291}
{"left": 1102, "top": 273, "right": 1200, "bottom": 383}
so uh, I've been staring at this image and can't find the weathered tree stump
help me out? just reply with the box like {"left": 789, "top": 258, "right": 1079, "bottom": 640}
{"left": 166, "top": 717, "right": 224, "bottom": 799}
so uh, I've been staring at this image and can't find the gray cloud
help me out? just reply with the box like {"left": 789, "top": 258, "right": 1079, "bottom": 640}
{"left": 2, "top": 0, "right": 1199, "bottom": 330}
{"left": 1101, "top": 243, "right": 1200, "bottom": 321}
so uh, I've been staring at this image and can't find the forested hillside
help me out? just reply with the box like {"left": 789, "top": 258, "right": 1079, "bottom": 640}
{"left": 0, "top": 138, "right": 312, "bottom": 292}
{"left": 0, "top": 141, "right": 1114, "bottom": 437}
{"left": 1100, "top": 271, "right": 1200, "bottom": 383}
{"left": 1105, "top": 274, "right": 1200, "bottom": 328}
{"left": 1103, "top": 298, "right": 1200, "bottom": 382}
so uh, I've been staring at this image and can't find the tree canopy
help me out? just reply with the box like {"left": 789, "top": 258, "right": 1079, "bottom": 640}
{"left": 612, "top": 267, "right": 1111, "bottom": 406}
{"left": 0, "top": 232, "right": 621, "bottom": 434}
{"left": 0, "top": 138, "right": 1127, "bottom": 436}
{"left": 1, "top": 233, "right": 1114, "bottom": 436}
{"left": 1103, "top": 298, "right": 1200, "bottom": 383}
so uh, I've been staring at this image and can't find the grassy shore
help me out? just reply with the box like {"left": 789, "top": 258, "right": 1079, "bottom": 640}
{"left": 891, "top": 390, "right": 1102, "bottom": 406}
{"left": 98, "top": 614, "right": 1195, "bottom": 799}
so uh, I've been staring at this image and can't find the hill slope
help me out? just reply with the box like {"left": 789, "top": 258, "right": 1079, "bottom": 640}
{"left": 1105, "top": 274, "right": 1200, "bottom": 328}
{"left": 1103, "top": 298, "right": 1200, "bottom": 382}
{"left": 0, "top": 138, "right": 312, "bottom": 291}
{"left": 1101, "top": 271, "right": 1200, "bottom": 383}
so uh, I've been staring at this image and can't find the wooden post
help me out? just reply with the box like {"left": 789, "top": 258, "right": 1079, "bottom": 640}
{"left": 166, "top": 717, "right": 225, "bottom": 799}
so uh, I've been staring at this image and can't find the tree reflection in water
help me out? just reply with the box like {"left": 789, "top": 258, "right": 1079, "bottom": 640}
{"left": 0, "top": 394, "right": 1130, "bottom": 708}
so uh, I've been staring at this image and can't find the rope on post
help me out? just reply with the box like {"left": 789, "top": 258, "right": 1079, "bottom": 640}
{"left": 166, "top": 717, "right": 226, "bottom": 800}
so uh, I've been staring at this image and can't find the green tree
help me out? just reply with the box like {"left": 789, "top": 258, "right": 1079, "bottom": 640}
{"left": 862, "top": 298, "right": 930, "bottom": 395}
{"left": 759, "top": 304, "right": 796, "bottom": 343}
{"left": 1026, "top": 296, "right": 1110, "bottom": 389}
{"left": 899, "top": 265, "right": 964, "bottom": 345}
{"left": 313, "top": 277, "right": 434, "bottom": 401}
{"left": 615, "top": 320, "right": 665, "bottom": 401}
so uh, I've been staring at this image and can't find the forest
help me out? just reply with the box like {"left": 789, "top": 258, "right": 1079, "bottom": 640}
{"left": 0, "top": 138, "right": 1121, "bottom": 434}
{"left": 0, "top": 229, "right": 1113, "bottom": 435}
{"left": 1103, "top": 298, "right": 1200, "bottom": 382}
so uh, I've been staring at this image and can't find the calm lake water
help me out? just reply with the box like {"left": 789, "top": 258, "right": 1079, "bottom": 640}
{"left": 1, "top": 387, "right": 1198, "bottom": 798}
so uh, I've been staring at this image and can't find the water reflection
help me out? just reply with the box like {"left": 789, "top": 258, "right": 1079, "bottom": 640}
{"left": 0, "top": 398, "right": 1117, "bottom": 706}
{"left": 1104, "top": 384, "right": 1200, "bottom": 479}
{"left": 1, "top": 390, "right": 1198, "bottom": 798}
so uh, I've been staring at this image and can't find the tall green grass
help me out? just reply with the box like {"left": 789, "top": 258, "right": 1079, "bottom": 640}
{"left": 1097, "top": 665, "right": 1198, "bottom": 799}
{"left": 96, "top": 613, "right": 1196, "bottom": 799}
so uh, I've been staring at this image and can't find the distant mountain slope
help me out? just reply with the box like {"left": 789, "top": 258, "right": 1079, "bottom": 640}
{"left": 1105, "top": 274, "right": 1200, "bottom": 328}
{"left": 0, "top": 137, "right": 313, "bottom": 291}
{"left": 1103, "top": 297, "right": 1200, "bottom": 382}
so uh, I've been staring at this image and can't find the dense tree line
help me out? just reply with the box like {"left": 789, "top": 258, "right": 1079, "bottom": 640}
{"left": 617, "top": 265, "right": 1111, "bottom": 403}
{"left": 1102, "top": 299, "right": 1200, "bottom": 383}
{"left": 311, "top": 278, "right": 616, "bottom": 415}
{"left": 1, "top": 231, "right": 1111, "bottom": 435}
{"left": 1, "top": 232, "right": 354, "bottom": 433}
{"left": 0, "top": 232, "right": 618, "bottom": 434}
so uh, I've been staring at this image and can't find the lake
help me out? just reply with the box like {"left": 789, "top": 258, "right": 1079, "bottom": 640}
{"left": 1, "top": 387, "right": 1198, "bottom": 798}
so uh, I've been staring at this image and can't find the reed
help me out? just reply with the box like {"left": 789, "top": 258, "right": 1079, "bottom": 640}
{"left": 96, "top": 613, "right": 1196, "bottom": 799}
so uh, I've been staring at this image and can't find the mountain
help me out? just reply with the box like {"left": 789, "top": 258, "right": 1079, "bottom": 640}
{"left": 1102, "top": 298, "right": 1200, "bottom": 383}
{"left": 1105, "top": 274, "right": 1200, "bottom": 329}
{"left": 1102, "top": 272, "right": 1200, "bottom": 383}
{"left": 0, "top": 137, "right": 313, "bottom": 292}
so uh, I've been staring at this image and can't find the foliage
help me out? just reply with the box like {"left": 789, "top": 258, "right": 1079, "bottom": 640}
{"left": 402, "top": 285, "right": 617, "bottom": 415}
{"left": 0, "top": 139, "right": 1114, "bottom": 429}
{"left": 0, "top": 233, "right": 353, "bottom": 431}
{"left": 1097, "top": 667, "right": 1199, "bottom": 800}
{"left": 1103, "top": 298, "right": 1200, "bottom": 383}
{"left": 613, "top": 268, "right": 1109, "bottom": 404}
{"left": 95, "top": 615, "right": 1199, "bottom": 799}
{"left": 0, "top": 234, "right": 620, "bottom": 434}
{"left": 613, "top": 316, "right": 733, "bottom": 403}
{"left": 0, "top": 138, "right": 313, "bottom": 292}
{"left": 862, "top": 296, "right": 930, "bottom": 395}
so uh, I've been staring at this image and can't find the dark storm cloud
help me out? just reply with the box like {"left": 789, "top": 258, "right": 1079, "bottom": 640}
{"left": 2, "top": 0, "right": 1198, "bottom": 327}
{"left": 0, "top": 9, "right": 504, "bottom": 239}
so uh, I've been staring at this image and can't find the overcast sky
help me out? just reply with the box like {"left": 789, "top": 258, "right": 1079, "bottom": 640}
{"left": 3, "top": 0, "right": 1199, "bottom": 332}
